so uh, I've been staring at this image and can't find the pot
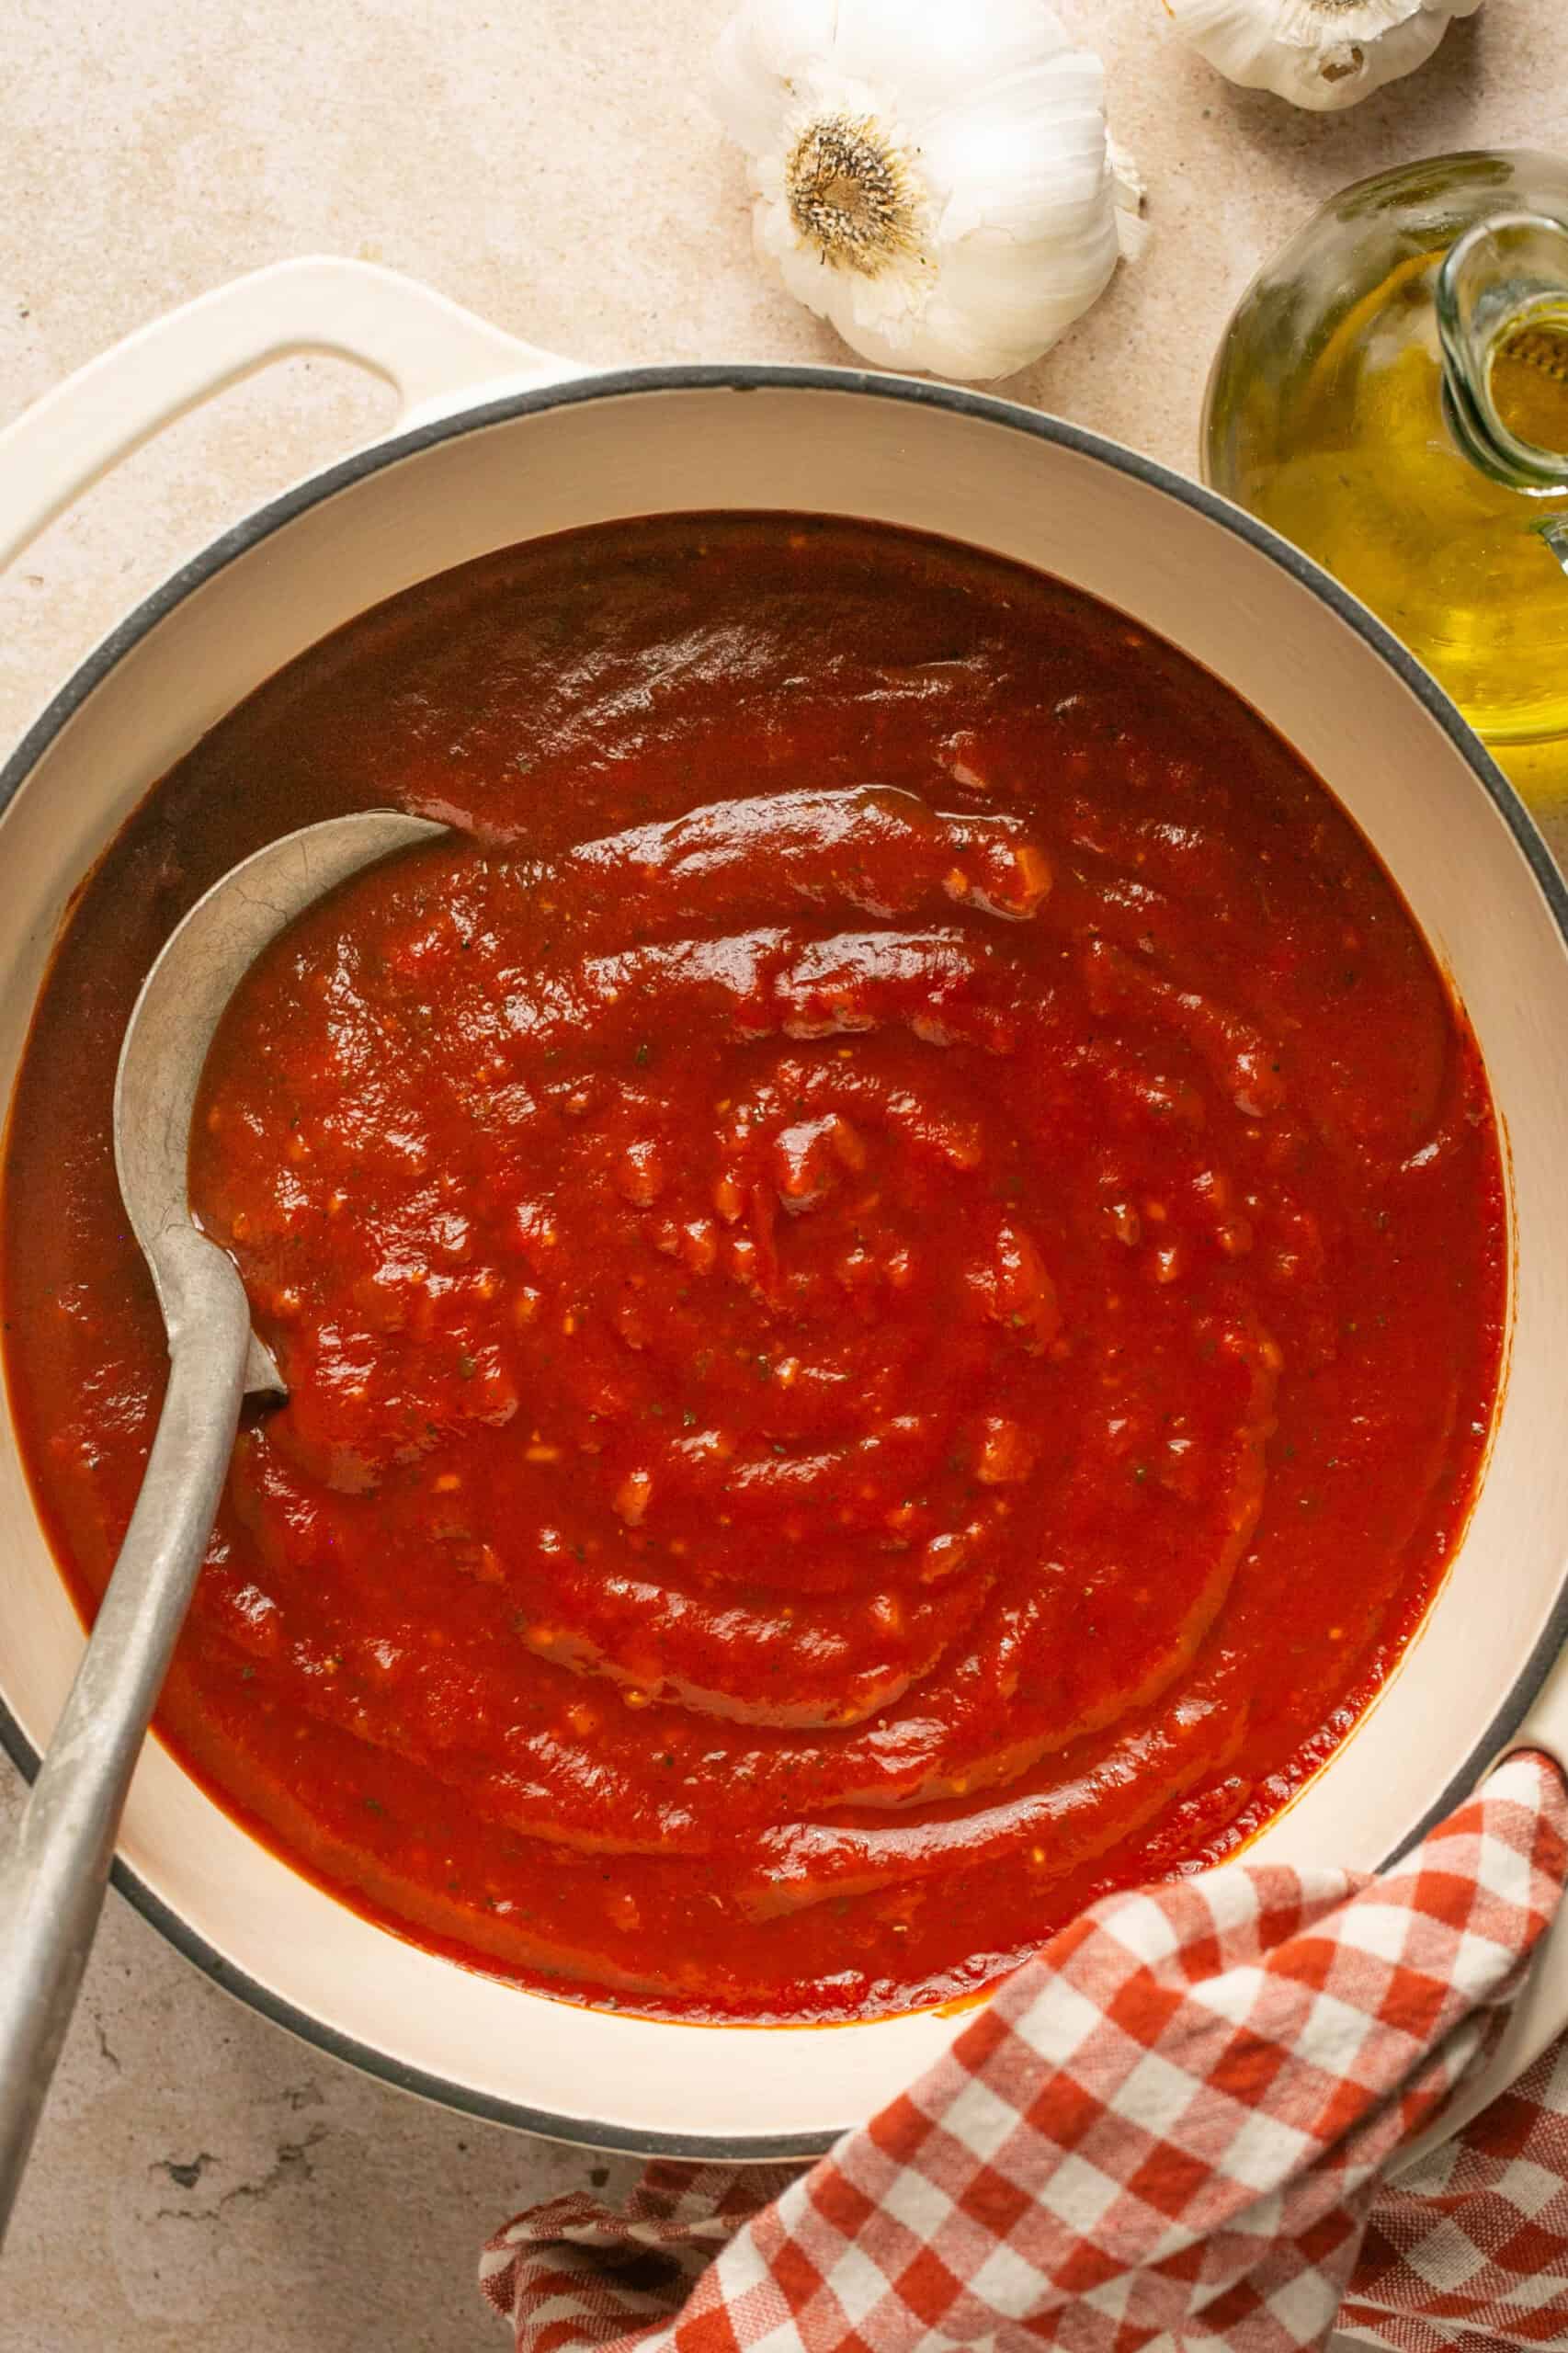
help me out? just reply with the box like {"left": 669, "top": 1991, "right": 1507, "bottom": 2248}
{"left": 3, "top": 258, "right": 1568, "bottom": 2163}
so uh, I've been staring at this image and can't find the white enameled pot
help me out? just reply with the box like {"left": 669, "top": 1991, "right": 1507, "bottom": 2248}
{"left": 3, "top": 258, "right": 1568, "bottom": 2164}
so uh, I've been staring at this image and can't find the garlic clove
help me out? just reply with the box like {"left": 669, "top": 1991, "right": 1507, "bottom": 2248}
{"left": 922, "top": 56, "right": 1111, "bottom": 242}
{"left": 1108, "top": 138, "right": 1150, "bottom": 264}
{"left": 828, "top": 0, "right": 1053, "bottom": 117}
{"left": 711, "top": 0, "right": 837, "bottom": 153}
{"left": 927, "top": 233, "right": 1119, "bottom": 377}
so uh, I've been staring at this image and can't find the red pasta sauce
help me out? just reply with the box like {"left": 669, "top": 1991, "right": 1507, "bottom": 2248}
{"left": 0, "top": 515, "right": 1505, "bottom": 2020}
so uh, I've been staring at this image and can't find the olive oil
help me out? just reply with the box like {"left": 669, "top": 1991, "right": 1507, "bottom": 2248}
{"left": 1206, "top": 153, "right": 1568, "bottom": 765}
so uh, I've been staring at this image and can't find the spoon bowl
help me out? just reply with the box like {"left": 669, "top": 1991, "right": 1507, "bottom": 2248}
{"left": 115, "top": 810, "right": 445, "bottom": 1396}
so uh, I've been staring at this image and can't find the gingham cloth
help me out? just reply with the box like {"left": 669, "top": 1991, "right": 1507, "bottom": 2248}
{"left": 481, "top": 1753, "right": 1568, "bottom": 2353}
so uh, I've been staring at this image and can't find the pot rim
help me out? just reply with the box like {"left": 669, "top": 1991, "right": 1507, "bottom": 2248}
{"left": 4, "top": 358, "right": 1567, "bottom": 2160}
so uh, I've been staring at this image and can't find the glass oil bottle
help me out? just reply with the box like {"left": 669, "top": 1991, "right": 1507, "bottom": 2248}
{"left": 1204, "top": 152, "right": 1568, "bottom": 795}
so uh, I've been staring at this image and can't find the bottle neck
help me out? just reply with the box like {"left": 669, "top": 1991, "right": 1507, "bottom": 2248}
{"left": 1437, "top": 210, "right": 1568, "bottom": 498}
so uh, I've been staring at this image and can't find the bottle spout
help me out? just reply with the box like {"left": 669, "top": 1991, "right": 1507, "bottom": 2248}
{"left": 1438, "top": 210, "right": 1568, "bottom": 495}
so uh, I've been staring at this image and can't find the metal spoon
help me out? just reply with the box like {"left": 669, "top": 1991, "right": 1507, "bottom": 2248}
{"left": 0, "top": 810, "right": 444, "bottom": 2246}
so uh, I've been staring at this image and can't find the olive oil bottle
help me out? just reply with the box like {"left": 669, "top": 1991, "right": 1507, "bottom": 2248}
{"left": 1205, "top": 153, "right": 1568, "bottom": 779}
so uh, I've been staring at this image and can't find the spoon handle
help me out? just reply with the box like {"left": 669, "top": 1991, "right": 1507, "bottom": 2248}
{"left": 0, "top": 1227, "right": 250, "bottom": 2251}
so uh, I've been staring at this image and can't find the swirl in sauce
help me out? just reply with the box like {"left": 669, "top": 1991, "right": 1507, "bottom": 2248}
{"left": 4, "top": 517, "right": 1505, "bottom": 2018}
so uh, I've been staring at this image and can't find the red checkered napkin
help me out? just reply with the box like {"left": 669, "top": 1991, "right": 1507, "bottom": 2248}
{"left": 481, "top": 1752, "right": 1568, "bottom": 2353}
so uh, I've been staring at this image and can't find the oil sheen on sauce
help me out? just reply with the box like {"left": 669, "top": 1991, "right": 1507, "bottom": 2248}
{"left": 0, "top": 516, "right": 1506, "bottom": 2021}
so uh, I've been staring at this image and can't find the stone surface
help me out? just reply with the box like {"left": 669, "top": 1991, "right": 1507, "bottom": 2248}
{"left": 0, "top": 2, "right": 1564, "bottom": 2343}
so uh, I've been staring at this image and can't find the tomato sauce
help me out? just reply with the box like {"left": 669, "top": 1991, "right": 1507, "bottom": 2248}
{"left": 1, "top": 515, "right": 1506, "bottom": 2020}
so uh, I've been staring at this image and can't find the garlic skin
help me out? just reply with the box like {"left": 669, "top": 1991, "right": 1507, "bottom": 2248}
{"left": 1164, "top": 0, "right": 1483, "bottom": 112}
{"left": 711, "top": 0, "right": 1142, "bottom": 381}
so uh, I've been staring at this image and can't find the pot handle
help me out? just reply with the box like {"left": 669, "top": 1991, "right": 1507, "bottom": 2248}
{"left": 0, "top": 255, "right": 586, "bottom": 569}
{"left": 1389, "top": 1651, "right": 1568, "bottom": 2177}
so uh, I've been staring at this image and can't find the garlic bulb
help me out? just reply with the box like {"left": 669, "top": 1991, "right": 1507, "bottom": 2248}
{"left": 710, "top": 0, "right": 1142, "bottom": 381}
{"left": 1163, "top": 0, "right": 1483, "bottom": 112}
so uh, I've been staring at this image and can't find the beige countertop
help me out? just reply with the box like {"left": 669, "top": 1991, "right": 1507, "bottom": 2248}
{"left": 1, "top": 3, "right": 1565, "bottom": 2345}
